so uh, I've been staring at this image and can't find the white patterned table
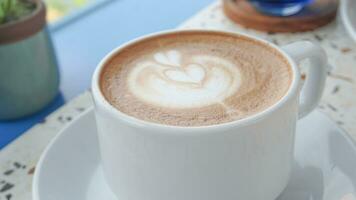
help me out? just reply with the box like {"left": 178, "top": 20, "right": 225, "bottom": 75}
{"left": 1, "top": 1, "right": 356, "bottom": 199}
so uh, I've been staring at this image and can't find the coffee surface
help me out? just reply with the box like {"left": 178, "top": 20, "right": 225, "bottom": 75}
{"left": 100, "top": 32, "right": 292, "bottom": 126}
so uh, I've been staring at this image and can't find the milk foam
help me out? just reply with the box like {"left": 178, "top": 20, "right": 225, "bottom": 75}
{"left": 100, "top": 31, "right": 292, "bottom": 126}
{"left": 128, "top": 50, "right": 241, "bottom": 108}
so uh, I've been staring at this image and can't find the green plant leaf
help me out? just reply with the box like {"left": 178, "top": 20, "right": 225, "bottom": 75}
{"left": 0, "top": 0, "right": 36, "bottom": 25}
{"left": 0, "top": 2, "right": 5, "bottom": 23}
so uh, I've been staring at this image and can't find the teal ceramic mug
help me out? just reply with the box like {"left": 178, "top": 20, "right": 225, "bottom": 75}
{"left": 0, "top": 1, "right": 59, "bottom": 120}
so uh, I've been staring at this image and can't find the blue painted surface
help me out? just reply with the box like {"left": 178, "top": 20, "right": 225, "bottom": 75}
{"left": 0, "top": 0, "right": 213, "bottom": 149}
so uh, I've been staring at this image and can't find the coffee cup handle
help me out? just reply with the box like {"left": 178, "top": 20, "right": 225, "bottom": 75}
{"left": 281, "top": 41, "right": 327, "bottom": 119}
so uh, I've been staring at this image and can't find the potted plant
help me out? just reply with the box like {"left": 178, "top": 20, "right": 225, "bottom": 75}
{"left": 0, "top": 0, "right": 59, "bottom": 120}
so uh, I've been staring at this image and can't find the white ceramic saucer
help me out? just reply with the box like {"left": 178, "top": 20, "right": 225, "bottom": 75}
{"left": 33, "top": 108, "right": 356, "bottom": 200}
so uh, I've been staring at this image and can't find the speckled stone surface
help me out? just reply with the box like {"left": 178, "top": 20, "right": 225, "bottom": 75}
{"left": 0, "top": 92, "right": 93, "bottom": 200}
{"left": 1, "top": 1, "right": 356, "bottom": 199}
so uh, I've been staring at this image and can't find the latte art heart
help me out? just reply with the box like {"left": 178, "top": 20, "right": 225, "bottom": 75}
{"left": 128, "top": 50, "right": 241, "bottom": 108}
{"left": 164, "top": 63, "right": 205, "bottom": 84}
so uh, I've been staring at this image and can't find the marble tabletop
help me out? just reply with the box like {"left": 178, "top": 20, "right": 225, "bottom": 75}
{"left": 1, "top": 1, "right": 356, "bottom": 199}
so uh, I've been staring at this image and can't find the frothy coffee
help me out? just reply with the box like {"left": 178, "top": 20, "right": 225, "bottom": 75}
{"left": 100, "top": 31, "right": 292, "bottom": 126}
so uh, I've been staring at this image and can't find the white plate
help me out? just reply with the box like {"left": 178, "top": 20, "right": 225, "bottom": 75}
{"left": 33, "top": 109, "right": 356, "bottom": 200}
{"left": 341, "top": 0, "right": 356, "bottom": 43}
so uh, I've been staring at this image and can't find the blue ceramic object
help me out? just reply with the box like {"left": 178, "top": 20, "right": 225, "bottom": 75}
{"left": 248, "top": 0, "right": 314, "bottom": 16}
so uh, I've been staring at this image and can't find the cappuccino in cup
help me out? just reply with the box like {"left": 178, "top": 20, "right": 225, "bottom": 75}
{"left": 100, "top": 31, "right": 292, "bottom": 126}
{"left": 92, "top": 30, "right": 327, "bottom": 200}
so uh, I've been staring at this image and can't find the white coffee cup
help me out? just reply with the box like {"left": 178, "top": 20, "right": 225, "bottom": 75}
{"left": 91, "top": 30, "right": 327, "bottom": 200}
